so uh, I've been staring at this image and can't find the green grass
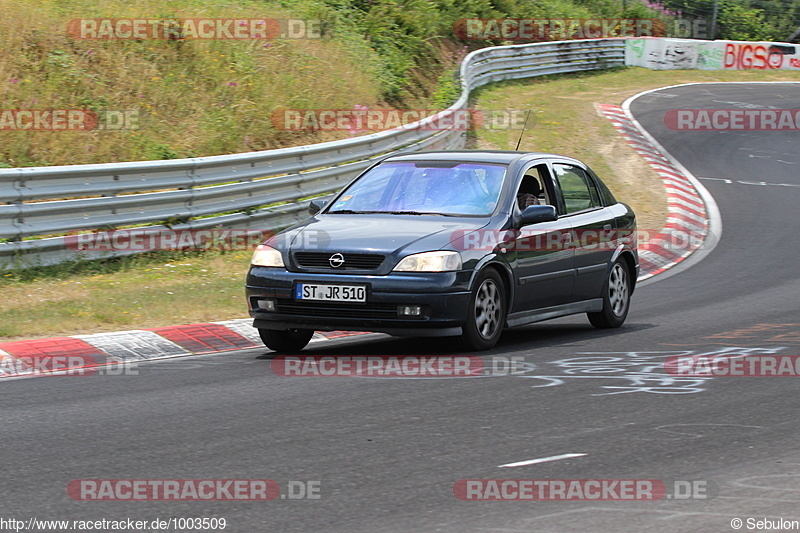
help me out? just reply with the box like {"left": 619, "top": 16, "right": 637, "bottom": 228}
{"left": 0, "top": 0, "right": 384, "bottom": 167}
{"left": 0, "top": 249, "right": 253, "bottom": 339}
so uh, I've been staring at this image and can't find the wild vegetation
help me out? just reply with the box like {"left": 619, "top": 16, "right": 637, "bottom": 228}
{"left": 657, "top": 0, "right": 800, "bottom": 41}
{"left": 6, "top": 0, "right": 786, "bottom": 167}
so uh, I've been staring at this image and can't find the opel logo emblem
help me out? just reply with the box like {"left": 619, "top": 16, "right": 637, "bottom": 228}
{"left": 329, "top": 253, "right": 345, "bottom": 268}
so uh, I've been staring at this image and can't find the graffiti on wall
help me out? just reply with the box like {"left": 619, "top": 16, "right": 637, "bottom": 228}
{"left": 625, "top": 38, "right": 800, "bottom": 71}
{"left": 723, "top": 43, "right": 797, "bottom": 69}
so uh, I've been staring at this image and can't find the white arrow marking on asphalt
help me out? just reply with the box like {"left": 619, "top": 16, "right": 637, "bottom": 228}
{"left": 498, "top": 453, "right": 587, "bottom": 468}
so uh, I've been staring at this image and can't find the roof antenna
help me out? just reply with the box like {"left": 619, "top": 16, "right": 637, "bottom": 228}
{"left": 514, "top": 109, "right": 532, "bottom": 151}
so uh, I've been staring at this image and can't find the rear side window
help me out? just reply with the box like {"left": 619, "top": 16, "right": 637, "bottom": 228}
{"left": 553, "top": 164, "right": 601, "bottom": 214}
{"left": 589, "top": 169, "right": 618, "bottom": 206}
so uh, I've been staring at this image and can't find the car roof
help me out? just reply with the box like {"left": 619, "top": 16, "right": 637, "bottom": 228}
{"left": 382, "top": 150, "right": 580, "bottom": 166}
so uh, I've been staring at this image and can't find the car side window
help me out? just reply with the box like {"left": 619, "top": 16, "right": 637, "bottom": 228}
{"left": 516, "top": 164, "right": 552, "bottom": 211}
{"left": 553, "top": 164, "right": 601, "bottom": 214}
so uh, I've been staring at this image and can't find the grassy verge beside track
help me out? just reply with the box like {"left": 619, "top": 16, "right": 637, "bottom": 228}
{"left": 1, "top": 68, "right": 798, "bottom": 341}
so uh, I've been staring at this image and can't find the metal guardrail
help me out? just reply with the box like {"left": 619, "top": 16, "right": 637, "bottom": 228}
{"left": 0, "top": 39, "right": 625, "bottom": 269}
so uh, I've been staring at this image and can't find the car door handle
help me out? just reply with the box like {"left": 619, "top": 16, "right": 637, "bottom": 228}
{"left": 603, "top": 224, "right": 613, "bottom": 237}
{"left": 562, "top": 232, "right": 572, "bottom": 245}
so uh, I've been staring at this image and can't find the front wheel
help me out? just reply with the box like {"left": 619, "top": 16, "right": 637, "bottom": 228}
{"left": 588, "top": 259, "right": 631, "bottom": 329}
{"left": 458, "top": 269, "right": 507, "bottom": 351}
{"left": 258, "top": 328, "right": 314, "bottom": 353}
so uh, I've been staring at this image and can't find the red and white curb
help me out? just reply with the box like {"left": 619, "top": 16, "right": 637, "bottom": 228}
{"left": 0, "top": 320, "right": 372, "bottom": 379}
{"left": 596, "top": 102, "right": 710, "bottom": 281}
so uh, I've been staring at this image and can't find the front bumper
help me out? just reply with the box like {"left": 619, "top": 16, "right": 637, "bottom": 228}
{"left": 246, "top": 267, "right": 473, "bottom": 336}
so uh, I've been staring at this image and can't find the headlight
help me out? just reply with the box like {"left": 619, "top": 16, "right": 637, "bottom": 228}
{"left": 251, "top": 245, "right": 285, "bottom": 267}
{"left": 393, "top": 251, "right": 462, "bottom": 272}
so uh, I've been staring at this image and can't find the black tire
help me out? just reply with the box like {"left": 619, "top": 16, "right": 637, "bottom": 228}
{"left": 588, "top": 258, "right": 631, "bottom": 329}
{"left": 458, "top": 269, "right": 507, "bottom": 351}
{"left": 258, "top": 328, "right": 314, "bottom": 353}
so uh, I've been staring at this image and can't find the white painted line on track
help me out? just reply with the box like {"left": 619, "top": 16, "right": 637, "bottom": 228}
{"left": 498, "top": 453, "right": 587, "bottom": 468}
{"left": 699, "top": 177, "right": 800, "bottom": 188}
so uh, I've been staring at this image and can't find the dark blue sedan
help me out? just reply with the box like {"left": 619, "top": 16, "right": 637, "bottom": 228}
{"left": 246, "top": 150, "right": 638, "bottom": 352}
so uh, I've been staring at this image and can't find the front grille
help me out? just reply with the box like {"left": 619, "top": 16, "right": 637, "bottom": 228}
{"left": 276, "top": 300, "right": 398, "bottom": 319}
{"left": 294, "top": 252, "right": 385, "bottom": 271}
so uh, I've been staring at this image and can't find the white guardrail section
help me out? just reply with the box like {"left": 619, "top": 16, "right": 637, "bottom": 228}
{"left": 0, "top": 39, "right": 625, "bottom": 269}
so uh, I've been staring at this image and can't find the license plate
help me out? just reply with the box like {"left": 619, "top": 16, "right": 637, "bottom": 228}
{"left": 295, "top": 283, "right": 367, "bottom": 302}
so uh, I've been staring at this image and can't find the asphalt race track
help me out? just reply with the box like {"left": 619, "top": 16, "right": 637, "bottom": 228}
{"left": 2, "top": 82, "right": 800, "bottom": 533}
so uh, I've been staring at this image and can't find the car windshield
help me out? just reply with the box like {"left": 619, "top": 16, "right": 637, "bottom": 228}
{"left": 327, "top": 161, "right": 507, "bottom": 216}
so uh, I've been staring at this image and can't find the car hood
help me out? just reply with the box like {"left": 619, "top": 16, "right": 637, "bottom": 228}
{"left": 278, "top": 214, "right": 491, "bottom": 264}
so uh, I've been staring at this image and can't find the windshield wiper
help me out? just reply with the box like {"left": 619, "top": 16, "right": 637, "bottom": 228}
{"left": 385, "top": 210, "right": 443, "bottom": 216}
{"left": 328, "top": 209, "right": 452, "bottom": 216}
{"left": 328, "top": 209, "right": 407, "bottom": 215}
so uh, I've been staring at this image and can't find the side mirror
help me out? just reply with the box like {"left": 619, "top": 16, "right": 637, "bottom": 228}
{"left": 308, "top": 199, "right": 328, "bottom": 215}
{"left": 519, "top": 205, "right": 557, "bottom": 226}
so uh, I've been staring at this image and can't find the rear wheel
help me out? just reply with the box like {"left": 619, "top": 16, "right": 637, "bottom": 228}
{"left": 258, "top": 328, "right": 314, "bottom": 353}
{"left": 588, "top": 259, "right": 631, "bottom": 328}
{"left": 458, "top": 269, "right": 506, "bottom": 351}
